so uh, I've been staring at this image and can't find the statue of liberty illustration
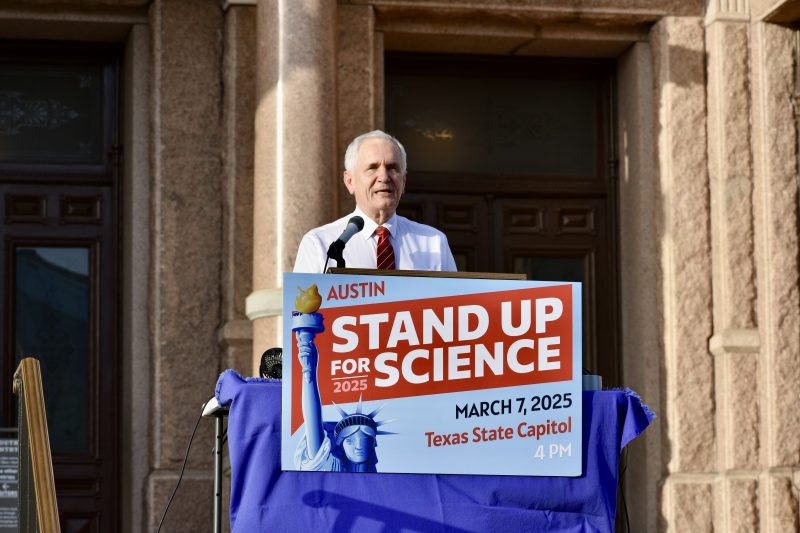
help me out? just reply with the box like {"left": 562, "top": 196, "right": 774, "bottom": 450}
{"left": 292, "top": 285, "right": 393, "bottom": 472}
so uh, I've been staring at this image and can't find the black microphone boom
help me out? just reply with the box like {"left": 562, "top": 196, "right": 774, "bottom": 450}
{"left": 326, "top": 216, "right": 364, "bottom": 269}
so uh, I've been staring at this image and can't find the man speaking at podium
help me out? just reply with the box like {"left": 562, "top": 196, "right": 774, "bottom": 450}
{"left": 293, "top": 130, "right": 457, "bottom": 273}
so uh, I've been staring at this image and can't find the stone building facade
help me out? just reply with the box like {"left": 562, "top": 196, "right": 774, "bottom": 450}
{"left": 0, "top": 0, "right": 798, "bottom": 531}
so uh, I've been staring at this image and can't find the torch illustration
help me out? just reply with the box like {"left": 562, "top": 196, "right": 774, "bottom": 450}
{"left": 291, "top": 285, "right": 324, "bottom": 383}
{"left": 290, "top": 283, "right": 393, "bottom": 472}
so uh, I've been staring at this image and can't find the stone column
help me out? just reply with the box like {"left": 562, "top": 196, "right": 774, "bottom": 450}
{"left": 219, "top": 4, "right": 257, "bottom": 374}
{"left": 651, "top": 17, "right": 716, "bottom": 532}
{"left": 248, "top": 0, "right": 337, "bottom": 367}
{"left": 147, "top": 0, "right": 224, "bottom": 529}
{"left": 336, "top": 3, "right": 381, "bottom": 216}
{"left": 704, "top": 3, "right": 762, "bottom": 531}
{"left": 750, "top": 20, "right": 800, "bottom": 533}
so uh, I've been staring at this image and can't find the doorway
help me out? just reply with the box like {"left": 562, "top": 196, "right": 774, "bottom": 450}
{"left": 0, "top": 41, "right": 120, "bottom": 531}
{"left": 386, "top": 53, "right": 620, "bottom": 385}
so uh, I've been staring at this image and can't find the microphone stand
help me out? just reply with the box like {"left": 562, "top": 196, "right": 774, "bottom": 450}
{"left": 327, "top": 242, "right": 346, "bottom": 268}
{"left": 202, "top": 398, "right": 229, "bottom": 533}
{"left": 325, "top": 216, "right": 363, "bottom": 270}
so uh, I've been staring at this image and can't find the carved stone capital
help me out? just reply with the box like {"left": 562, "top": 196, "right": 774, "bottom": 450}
{"left": 705, "top": 0, "right": 750, "bottom": 25}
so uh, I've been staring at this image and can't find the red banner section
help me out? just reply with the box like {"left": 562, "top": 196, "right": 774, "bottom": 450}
{"left": 291, "top": 285, "right": 572, "bottom": 433}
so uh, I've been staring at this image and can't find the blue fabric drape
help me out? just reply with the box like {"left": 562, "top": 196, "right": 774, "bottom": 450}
{"left": 216, "top": 370, "right": 654, "bottom": 533}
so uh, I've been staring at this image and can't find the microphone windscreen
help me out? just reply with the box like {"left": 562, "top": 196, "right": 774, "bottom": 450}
{"left": 349, "top": 216, "right": 364, "bottom": 231}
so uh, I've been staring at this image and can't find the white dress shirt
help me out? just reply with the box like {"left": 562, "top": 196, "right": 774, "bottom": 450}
{"left": 293, "top": 206, "right": 457, "bottom": 273}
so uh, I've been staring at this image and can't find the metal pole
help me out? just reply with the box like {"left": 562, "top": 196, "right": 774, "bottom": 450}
{"left": 213, "top": 414, "right": 223, "bottom": 533}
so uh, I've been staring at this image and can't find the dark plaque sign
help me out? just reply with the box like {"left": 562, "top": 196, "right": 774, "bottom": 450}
{"left": 0, "top": 429, "right": 18, "bottom": 532}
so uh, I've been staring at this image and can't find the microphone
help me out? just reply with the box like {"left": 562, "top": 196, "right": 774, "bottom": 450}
{"left": 326, "top": 216, "right": 364, "bottom": 269}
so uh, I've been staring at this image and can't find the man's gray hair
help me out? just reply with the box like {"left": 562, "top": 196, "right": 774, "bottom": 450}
{"left": 344, "top": 130, "right": 407, "bottom": 174}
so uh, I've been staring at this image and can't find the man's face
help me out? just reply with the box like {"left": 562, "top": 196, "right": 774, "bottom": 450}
{"left": 344, "top": 138, "right": 406, "bottom": 224}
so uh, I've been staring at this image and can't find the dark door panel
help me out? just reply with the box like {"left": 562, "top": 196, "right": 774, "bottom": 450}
{"left": 401, "top": 192, "right": 491, "bottom": 273}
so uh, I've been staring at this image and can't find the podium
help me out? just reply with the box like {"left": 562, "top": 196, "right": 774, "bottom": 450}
{"left": 215, "top": 370, "right": 654, "bottom": 532}
{"left": 218, "top": 269, "right": 654, "bottom": 531}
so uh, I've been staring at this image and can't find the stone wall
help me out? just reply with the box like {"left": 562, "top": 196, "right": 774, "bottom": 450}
{"left": 650, "top": 15, "right": 716, "bottom": 531}
{"left": 751, "top": 18, "right": 800, "bottom": 533}
{"left": 706, "top": 4, "right": 762, "bottom": 531}
{"left": 146, "top": 0, "right": 224, "bottom": 530}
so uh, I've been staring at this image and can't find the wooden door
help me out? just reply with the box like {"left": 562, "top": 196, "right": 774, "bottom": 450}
{"left": 0, "top": 42, "right": 120, "bottom": 532}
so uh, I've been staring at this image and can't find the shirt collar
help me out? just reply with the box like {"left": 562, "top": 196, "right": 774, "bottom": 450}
{"left": 354, "top": 206, "right": 398, "bottom": 239}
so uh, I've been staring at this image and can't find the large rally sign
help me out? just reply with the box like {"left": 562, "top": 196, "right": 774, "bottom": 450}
{"left": 281, "top": 273, "right": 582, "bottom": 476}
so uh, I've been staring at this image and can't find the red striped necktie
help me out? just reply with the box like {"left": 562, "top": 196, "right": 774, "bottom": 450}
{"left": 375, "top": 226, "right": 395, "bottom": 270}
